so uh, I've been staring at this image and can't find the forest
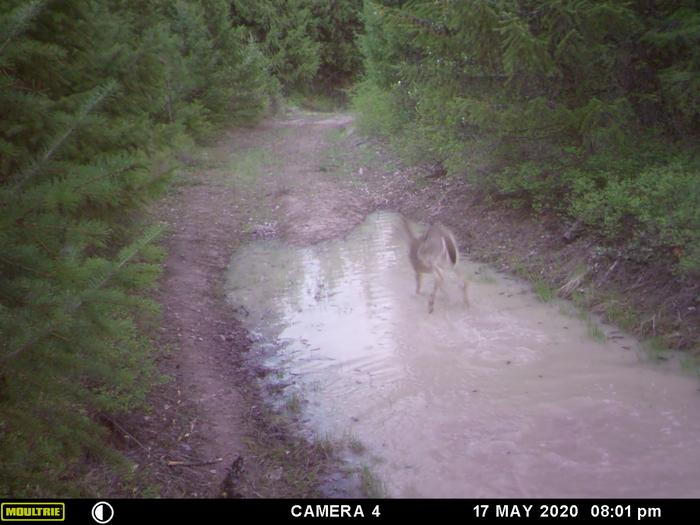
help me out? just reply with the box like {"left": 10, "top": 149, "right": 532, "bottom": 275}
{"left": 355, "top": 0, "right": 700, "bottom": 274}
{"left": 1, "top": 0, "right": 698, "bottom": 498}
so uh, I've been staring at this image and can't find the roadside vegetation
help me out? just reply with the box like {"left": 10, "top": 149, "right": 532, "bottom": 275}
{"left": 352, "top": 1, "right": 700, "bottom": 277}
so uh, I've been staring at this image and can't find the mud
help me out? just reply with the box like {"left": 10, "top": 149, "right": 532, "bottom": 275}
{"left": 145, "top": 110, "right": 375, "bottom": 496}
{"left": 226, "top": 211, "right": 700, "bottom": 498}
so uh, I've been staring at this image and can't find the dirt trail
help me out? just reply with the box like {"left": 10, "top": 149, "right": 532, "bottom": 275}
{"left": 153, "top": 110, "right": 375, "bottom": 496}
{"left": 148, "top": 108, "right": 699, "bottom": 497}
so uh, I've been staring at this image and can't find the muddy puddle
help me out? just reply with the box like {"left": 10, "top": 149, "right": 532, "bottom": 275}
{"left": 225, "top": 211, "right": 700, "bottom": 497}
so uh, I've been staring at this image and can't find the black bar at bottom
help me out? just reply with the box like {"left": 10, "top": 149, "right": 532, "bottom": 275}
{"left": 0, "top": 499, "right": 697, "bottom": 524}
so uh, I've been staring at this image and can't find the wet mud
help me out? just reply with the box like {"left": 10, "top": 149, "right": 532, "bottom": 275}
{"left": 225, "top": 209, "right": 700, "bottom": 497}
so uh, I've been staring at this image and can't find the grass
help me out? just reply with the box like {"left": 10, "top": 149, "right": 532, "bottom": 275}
{"left": 326, "top": 127, "right": 348, "bottom": 143}
{"left": 555, "top": 291, "right": 608, "bottom": 343}
{"left": 603, "top": 297, "right": 638, "bottom": 332}
{"left": 286, "top": 393, "right": 302, "bottom": 414}
{"left": 360, "top": 465, "right": 387, "bottom": 498}
{"left": 534, "top": 279, "right": 555, "bottom": 302}
{"left": 318, "top": 128, "right": 352, "bottom": 176}
{"left": 511, "top": 260, "right": 533, "bottom": 281}
{"left": 317, "top": 124, "right": 380, "bottom": 179}
{"left": 585, "top": 316, "right": 607, "bottom": 343}
{"left": 346, "top": 435, "right": 366, "bottom": 455}
{"left": 642, "top": 337, "right": 671, "bottom": 363}
{"left": 314, "top": 434, "right": 337, "bottom": 458}
{"left": 173, "top": 140, "right": 282, "bottom": 196}
{"left": 356, "top": 143, "right": 378, "bottom": 165}
{"left": 571, "top": 290, "right": 588, "bottom": 311}
{"left": 506, "top": 260, "right": 555, "bottom": 303}
{"left": 242, "top": 405, "right": 340, "bottom": 497}
{"left": 223, "top": 146, "right": 282, "bottom": 188}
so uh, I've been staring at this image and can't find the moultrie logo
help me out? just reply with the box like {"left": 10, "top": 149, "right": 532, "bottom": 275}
{"left": 1, "top": 502, "right": 65, "bottom": 522}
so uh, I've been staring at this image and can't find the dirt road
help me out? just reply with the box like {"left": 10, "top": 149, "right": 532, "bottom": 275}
{"left": 139, "top": 108, "right": 699, "bottom": 498}
{"left": 150, "top": 110, "right": 379, "bottom": 496}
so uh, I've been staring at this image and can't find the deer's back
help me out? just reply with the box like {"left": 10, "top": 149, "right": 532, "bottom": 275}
{"left": 414, "top": 224, "right": 458, "bottom": 270}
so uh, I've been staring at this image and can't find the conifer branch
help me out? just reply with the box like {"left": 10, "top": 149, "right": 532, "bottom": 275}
{"left": 1, "top": 224, "right": 164, "bottom": 363}
{"left": 0, "top": 0, "right": 46, "bottom": 56}
{"left": 0, "top": 254, "right": 53, "bottom": 277}
{"left": 13, "top": 80, "right": 119, "bottom": 190}
{"left": 374, "top": 2, "right": 452, "bottom": 37}
{"left": 15, "top": 156, "right": 140, "bottom": 224}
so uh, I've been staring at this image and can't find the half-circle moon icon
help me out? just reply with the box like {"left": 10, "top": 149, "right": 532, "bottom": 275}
{"left": 91, "top": 502, "right": 114, "bottom": 524}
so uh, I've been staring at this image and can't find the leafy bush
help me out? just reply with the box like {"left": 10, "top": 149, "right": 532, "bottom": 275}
{"left": 570, "top": 158, "right": 700, "bottom": 271}
{"left": 350, "top": 79, "right": 404, "bottom": 137}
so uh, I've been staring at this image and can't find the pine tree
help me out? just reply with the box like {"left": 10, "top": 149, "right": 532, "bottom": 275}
{"left": 198, "top": 0, "right": 272, "bottom": 123}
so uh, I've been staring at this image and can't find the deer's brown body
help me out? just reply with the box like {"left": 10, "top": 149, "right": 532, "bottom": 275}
{"left": 401, "top": 216, "right": 469, "bottom": 313}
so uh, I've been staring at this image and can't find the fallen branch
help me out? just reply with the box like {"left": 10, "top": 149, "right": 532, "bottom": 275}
{"left": 166, "top": 458, "right": 223, "bottom": 467}
{"left": 558, "top": 269, "right": 587, "bottom": 298}
{"left": 105, "top": 416, "right": 149, "bottom": 453}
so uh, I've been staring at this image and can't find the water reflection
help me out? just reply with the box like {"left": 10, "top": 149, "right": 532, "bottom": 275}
{"left": 226, "top": 212, "right": 700, "bottom": 497}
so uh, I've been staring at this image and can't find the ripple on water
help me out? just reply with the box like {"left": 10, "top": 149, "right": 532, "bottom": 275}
{"left": 226, "top": 211, "right": 700, "bottom": 498}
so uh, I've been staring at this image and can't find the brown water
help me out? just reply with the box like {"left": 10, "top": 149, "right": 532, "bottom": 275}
{"left": 225, "top": 211, "right": 700, "bottom": 497}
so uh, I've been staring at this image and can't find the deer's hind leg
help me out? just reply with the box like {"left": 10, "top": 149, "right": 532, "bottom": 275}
{"left": 415, "top": 271, "right": 423, "bottom": 295}
{"left": 428, "top": 266, "right": 445, "bottom": 314}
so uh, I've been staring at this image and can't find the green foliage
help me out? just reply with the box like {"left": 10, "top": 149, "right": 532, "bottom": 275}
{"left": 231, "top": 0, "right": 320, "bottom": 93}
{"left": 534, "top": 279, "right": 555, "bottom": 303}
{"left": 229, "top": 0, "right": 364, "bottom": 98}
{"left": 310, "top": 0, "right": 364, "bottom": 97}
{"left": 0, "top": 0, "right": 172, "bottom": 496}
{"left": 350, "top": 79, "right": 404, "bottom": 137}
{"left": 157, "top": 0, "right": 273, "bottom": 137}
{"left": 569, "top": 156, "right": 700, "bottom": 271}
{"left": 0, "top": 0, "right": 325, "bottom": 496}
{"left": 354, "top": 0, "right": 700, "bottom": 274}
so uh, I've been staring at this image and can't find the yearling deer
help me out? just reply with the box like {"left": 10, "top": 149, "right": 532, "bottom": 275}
{"left": 401, "top": 215, "right": 469, "bottom": 313}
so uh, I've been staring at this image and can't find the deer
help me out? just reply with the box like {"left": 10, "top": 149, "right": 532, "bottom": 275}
{"left": 401, "top": 215, "right": 469, "bottom": 313}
